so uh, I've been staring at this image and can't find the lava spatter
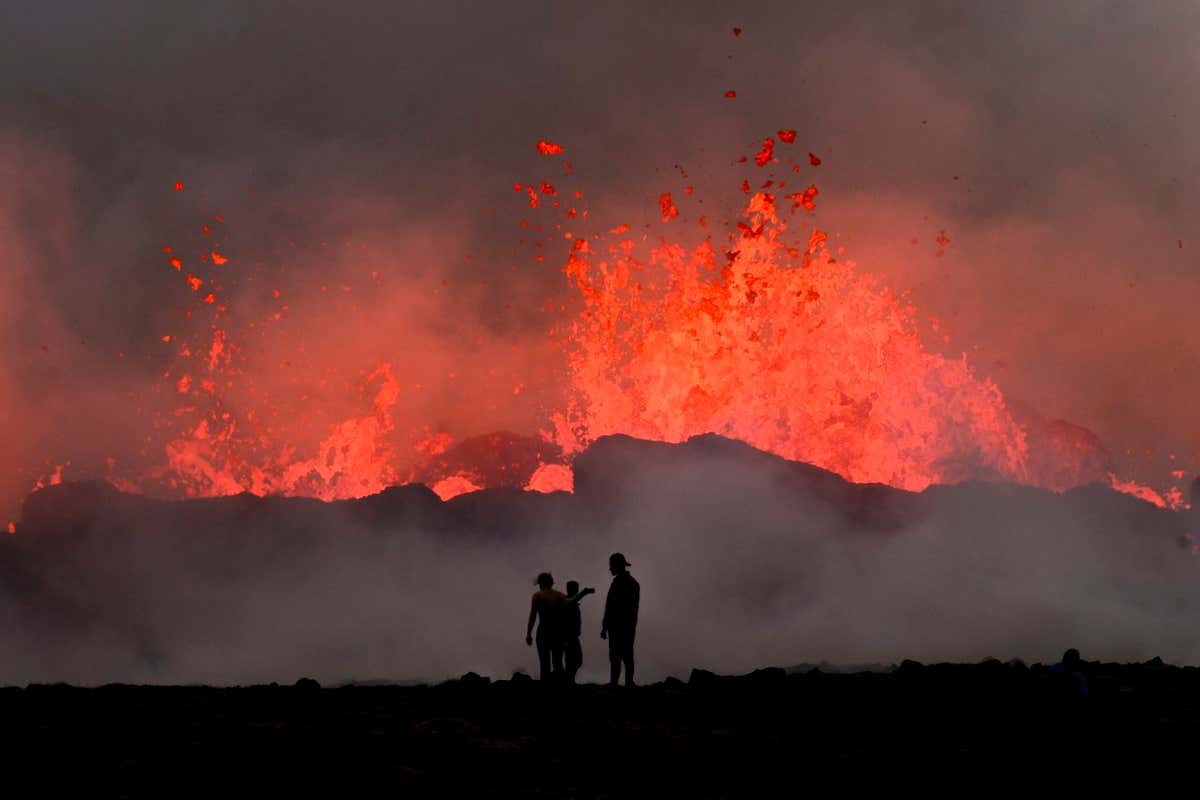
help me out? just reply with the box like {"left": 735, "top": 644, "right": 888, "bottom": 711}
{"left": 554, "top": 190, "right": 1033, "bottom": 491}
{"left": 22, "top": 135, "right": 1180, "bottom": 514}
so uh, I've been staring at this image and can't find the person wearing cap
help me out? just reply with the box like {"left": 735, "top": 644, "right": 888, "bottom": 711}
{"left": 526, "top": 572, "right": 566, "bottom": 681}
{"left": 601, "top": 553, "right": 640, "bottom": 687}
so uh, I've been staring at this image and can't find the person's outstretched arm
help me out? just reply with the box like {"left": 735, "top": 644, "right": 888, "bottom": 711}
{"left": 565, "top": 587, "right": 596, "bottom": 604}
{"left": 526, "top": 595, "right": 538, "bottom": 646}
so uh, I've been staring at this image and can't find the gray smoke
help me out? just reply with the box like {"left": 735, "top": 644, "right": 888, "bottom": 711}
{"left": 1, "top": 3, "right": 1198, "bottom": 683}
{"left": 0, "top": 436, "right": 1194, "bottom": 686}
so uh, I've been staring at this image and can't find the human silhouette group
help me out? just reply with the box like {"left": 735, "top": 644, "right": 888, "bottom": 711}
{"left": 525, "top": 552, "right": 640, "bottom": 686}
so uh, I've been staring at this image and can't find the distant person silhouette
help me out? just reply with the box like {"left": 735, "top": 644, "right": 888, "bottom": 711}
{"left": 601, "top": 553, "right": 640, "bottom": 687}
{"left": 562, "top": 580, "right": 596, "bottom": 683}
{"left": 1049, "top": 647, "right": 1089, "bottom": 701}
{"left": 526, "top": 572, "right": 566, "bottom": 681}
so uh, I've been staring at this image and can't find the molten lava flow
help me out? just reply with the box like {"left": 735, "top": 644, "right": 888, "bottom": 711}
{"left": 157, "top": 362, "right": 403, "bottom": 501}
{"left": 1107, "top": 475, "right": 1180, "bottom": 510}
{"left": 552, "top": 191, "right": 1035, "bottom": 491}
{"left": 431, "top": 474, "right": 482, "bottom": 501}
{"left": 275, "top": 364, "right": 401, "bottom": 499}
{"left": 524, "top": 463, "right": 575, "bottom": 494}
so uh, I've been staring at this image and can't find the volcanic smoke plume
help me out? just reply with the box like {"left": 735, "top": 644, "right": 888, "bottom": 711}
{"left": 3, "top": 2, "right": 1197, "bottom": 525}
{"left": 0, "top": 2, "right": 1197, "bottom": 678}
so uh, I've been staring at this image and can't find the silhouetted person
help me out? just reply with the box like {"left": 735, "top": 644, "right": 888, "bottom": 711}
{"left": 562, "top": 580, "right": 596, "bottom": 683}
{"left": 526, "top": 572, "right": 566, "bottom": 681}
{"left": 601, "top": 553, "right": 640, "bottom": 687}
{"left": 1049, "top": 647, "right": 1089, "bottom": 701}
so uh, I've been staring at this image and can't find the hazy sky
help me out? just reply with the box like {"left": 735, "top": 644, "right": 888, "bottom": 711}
{"left": 2, "top": 1, "right": 1198, "bottom": 515}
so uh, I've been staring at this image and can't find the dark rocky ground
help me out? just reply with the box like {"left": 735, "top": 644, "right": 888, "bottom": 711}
{"left": 4, "top": 436, "right": 1199, "bottom": 793}
{"left": 3, "top": 659, "right": 1198, "bottom": 796}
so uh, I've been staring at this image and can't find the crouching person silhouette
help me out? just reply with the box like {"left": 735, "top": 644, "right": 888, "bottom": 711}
{"left": 526, "top": 572, "right": 566, "bottom": 681}
{"left": 601, "top": 553, "right": 640, "bottom": 687}
{"left": 563, "top": 580, "right": 596, "bottom": 683}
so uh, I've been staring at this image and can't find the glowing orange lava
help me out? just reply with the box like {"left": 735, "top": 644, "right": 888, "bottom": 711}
{"left": 431, "top": 474, "right": 483, "bottom": 501}
{"left": 524, "top": 463, "right": 574, "bottom": 494}
{"left": 550, "top": 191, "right": 1033, "bottom": 490}
{"left": 16, "top": 137, "right": 1185, "bottom": 515}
